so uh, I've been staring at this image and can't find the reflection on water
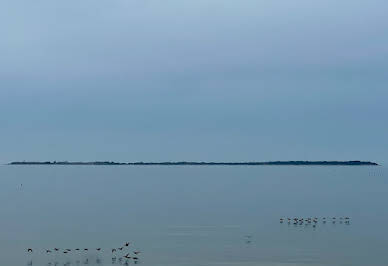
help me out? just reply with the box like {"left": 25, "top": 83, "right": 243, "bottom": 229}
{"left": 0, "top": 165, "right": 387, "bottom": 266}
{"left": 27, "top": 256, "right": 140, "bottom": 266}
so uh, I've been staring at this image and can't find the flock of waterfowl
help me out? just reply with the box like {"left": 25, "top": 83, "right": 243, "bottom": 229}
{"left": 280, "top": 217, "right": 351, "bottom": 227}
{"left": 27, "top": 242, "right": 141, "bottom": 265}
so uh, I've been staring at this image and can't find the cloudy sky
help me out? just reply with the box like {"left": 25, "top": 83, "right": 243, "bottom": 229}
{"left": 1, "top": 0, "right": 387, "bottom": 163}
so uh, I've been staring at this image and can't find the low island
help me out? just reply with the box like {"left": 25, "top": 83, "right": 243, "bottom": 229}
{"left": 8, "top": 161, "right": 379, "bottom": 166}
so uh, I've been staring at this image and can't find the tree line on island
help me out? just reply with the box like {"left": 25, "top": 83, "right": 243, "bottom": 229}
{"left": 8, "top": 161, "right": 378, "bottom": 166}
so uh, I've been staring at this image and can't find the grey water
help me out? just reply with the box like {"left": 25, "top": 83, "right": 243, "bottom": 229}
{"left": 1, "top": 165, "right": 387, "bottom": 266}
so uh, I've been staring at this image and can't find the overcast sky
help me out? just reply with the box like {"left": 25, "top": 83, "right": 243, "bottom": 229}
{"left": 1, "top": 0, "right": 387, "bottom": 164}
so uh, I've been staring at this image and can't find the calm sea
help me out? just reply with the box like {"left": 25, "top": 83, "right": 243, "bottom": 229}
{"left": 0, "top": 165, "right": 387, "bottom": 266}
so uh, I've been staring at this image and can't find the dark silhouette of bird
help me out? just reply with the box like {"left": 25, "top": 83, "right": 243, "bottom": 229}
{"left": 27, "top": 249, "right": 33, "bottom": 252}
{"left": 75, "top": 248, "right": 80, "bottom": 251}
{"left": 112, "top": 248, "right": 117, "bottom": 253}
{"left": 118, "top": 247, "right": 123, "bottom": 251}
{"left": 63, "top": 251, "right": 68, "bottom": 254}
{"left": 96, "top": 248, "right": 101, "bottom": 251}
{"left": 132, "top": 257, "right": 139, "bottom": 260}
{"left": 54, "top": 248, "right": 59, "bottom": 251}
{"left": 124, "top": 254, "right": 131, "bottom": 259}
{"left": 46, "top": 250, "right": 52, "bottom": 253}
{"left": 66, "top": 249, "right": 71, "bottom": 252}
{"left": 133, "top": 251, "right": 141, "bottom": 255}
{"left": 84, "top": 248, "right": 88, "bottom": 251}
{"left": 125, "top": 242, "right": 130, "bottom": 247}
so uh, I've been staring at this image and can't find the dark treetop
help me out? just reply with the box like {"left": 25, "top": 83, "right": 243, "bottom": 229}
{"left": 8, "top": 161, "right": 379, "bottom": 166}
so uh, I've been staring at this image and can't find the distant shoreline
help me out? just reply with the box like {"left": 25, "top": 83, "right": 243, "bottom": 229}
{"left": 7, "top": 161, "right": 379, "bottom": 166}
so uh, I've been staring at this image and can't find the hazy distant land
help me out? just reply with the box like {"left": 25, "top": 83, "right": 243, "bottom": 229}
{"left": 8, "top": 161, "right": 378, "bottom": 166}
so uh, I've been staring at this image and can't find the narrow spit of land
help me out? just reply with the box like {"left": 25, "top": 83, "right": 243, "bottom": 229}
{"left": 8, "top": 161, "right": 378, "bottom": 166}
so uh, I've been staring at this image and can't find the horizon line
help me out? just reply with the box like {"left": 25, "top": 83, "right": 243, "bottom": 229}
{"left": 6, "top": 160, "right": 379, "bottom": 166}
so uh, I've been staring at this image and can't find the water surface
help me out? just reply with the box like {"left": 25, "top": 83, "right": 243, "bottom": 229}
{"left": 0, "top": 165, "right": 387, "bottom": 266}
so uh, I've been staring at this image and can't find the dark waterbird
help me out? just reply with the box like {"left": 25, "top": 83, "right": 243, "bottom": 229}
{"left": 96, "top": 248, "right": 101, "bottom": 251}
{"left": 27, "top": 249, "right": 33, "bottom": 252}
{"left": 112, "top": 248, "right": 117, "bottom": 253}
{"left": 125, "top": 242, "right": 130, "bottom": 247}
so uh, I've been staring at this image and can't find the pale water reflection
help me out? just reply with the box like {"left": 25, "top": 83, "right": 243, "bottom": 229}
{"left": 0, "top": 165, "right": 387, "bottom": 266}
